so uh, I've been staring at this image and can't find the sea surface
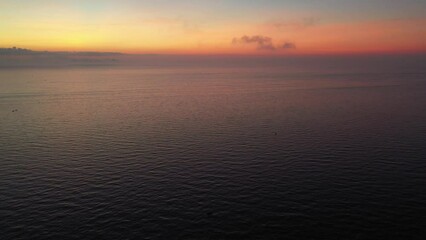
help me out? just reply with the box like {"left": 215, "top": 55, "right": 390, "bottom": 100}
{"left": 1, "top": 56, "right": 426, "bottom": 239}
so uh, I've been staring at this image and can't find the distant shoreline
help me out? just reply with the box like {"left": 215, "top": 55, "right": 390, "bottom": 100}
{"left": 0, "top": 47, "right": 123, "bottom": 56}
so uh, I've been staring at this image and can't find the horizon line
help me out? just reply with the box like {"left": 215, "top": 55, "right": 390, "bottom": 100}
{"left": 1, "top": 47, "right": 426, "bottom": 58}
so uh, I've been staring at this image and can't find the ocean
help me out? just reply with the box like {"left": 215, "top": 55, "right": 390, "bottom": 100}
{"left": 1, "top": 55, "right": 426, "bottom": 239}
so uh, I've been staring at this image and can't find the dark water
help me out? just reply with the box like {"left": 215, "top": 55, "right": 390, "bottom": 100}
{"left": 1, "top": 61, "right": 426, "bottom": 239}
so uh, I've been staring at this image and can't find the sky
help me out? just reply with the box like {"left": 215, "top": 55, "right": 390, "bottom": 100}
{"left": 1, "top": 0, "right": 426, "bottom": 55}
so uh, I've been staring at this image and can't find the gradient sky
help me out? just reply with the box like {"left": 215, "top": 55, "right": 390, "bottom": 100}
{"left": 1, "top": 0, "right": 426, "bottom": 54}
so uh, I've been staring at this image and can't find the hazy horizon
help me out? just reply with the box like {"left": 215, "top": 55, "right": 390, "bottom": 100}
{"left": 2, "top": 47, "right": 426, "bottom": 70}
{"left": 1, "top": 1, "right": 426, "bottom": 239}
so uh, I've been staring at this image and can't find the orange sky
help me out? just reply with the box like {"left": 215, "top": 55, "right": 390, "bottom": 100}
{"left": 1, "top": 0, "right": 425, "bottom": 55}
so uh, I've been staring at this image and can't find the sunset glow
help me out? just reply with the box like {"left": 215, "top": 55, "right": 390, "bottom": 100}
{"left": 1, "top": 0, "right": 425, "bottom": 54}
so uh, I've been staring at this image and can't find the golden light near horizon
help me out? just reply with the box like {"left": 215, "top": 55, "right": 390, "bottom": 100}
{"left": 1, "top": 0, "right": 425, "bottom": 54}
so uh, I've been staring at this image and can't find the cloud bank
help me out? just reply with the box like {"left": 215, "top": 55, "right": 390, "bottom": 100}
{"left": 232, "top": 35, "right": 276, "bottom": 50}
{"left": 282, "top": 42, "right": 296, "bottom": 49}
{"left": 232, "top": 36, "right": 296, "bottom": 51}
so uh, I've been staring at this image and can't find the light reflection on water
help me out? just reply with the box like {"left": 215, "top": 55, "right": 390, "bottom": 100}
{"left": 1, "top": 64, "right": 426, "bottom": 239}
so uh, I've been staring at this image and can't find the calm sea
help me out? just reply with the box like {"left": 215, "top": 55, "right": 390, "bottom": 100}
{"left": 1, "top": 56, "right": 426, "bottom": 239}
